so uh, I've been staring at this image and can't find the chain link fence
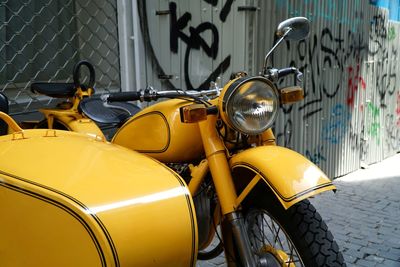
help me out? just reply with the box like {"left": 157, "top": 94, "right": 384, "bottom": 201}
{"left": 0, "top": 0, "right": 120, "bottom": 114}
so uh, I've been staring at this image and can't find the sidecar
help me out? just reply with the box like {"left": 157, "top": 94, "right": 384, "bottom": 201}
{"left": 0, "top": 111, "right": 197, "bottom": 266}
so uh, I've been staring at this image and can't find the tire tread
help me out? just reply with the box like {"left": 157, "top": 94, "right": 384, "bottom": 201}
{"left": 289, "top": 200, "right": 346, "bottom": 267}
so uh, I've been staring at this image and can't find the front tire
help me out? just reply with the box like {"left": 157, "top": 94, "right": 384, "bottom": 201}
{"left": 241, "top": 189, "right": 346, "bottom": 267}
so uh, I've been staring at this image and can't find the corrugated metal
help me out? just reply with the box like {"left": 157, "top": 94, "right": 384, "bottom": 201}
{"left": 138, "top": 0, "right": 254, "bottom": 91}
{"left": 256, "top": 0, "right": 400, "bottom": 178}
{"left": 139, "top": 0, "right": 400, "bottom": 178}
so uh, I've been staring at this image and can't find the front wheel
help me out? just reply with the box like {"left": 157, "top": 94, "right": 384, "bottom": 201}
{"left": 239, "top": 190, "right": 346, "bottom": 267}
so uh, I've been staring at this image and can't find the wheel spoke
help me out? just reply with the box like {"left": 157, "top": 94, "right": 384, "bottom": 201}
{"left": 251, "top": 215, "right": 262, "bottom": 243}
{"left": 246, "top": 209, "right": 305, "bottom": 267}
{"left": 262, "top": 216, "right": 275, "bottom": 243}
{"left": 272, "top": 221, "right": 285, "bottom": 250}
{"left": 260, "top": 215, "right": 271, "bottom": 246}
{"left": 287, "top": 241, "right": 295, "bottom": 264}
{"left": 249, "top": 212, "right": 273, "bottom": 250}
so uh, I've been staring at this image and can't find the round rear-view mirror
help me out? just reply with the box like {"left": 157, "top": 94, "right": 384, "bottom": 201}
{"left": 276, "top": 17, "right": 310, "bottom": 41}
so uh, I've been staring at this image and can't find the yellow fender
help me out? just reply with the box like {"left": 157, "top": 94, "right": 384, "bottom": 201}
{"left": 230, "top": 146, "right": 336, "bottom": 209}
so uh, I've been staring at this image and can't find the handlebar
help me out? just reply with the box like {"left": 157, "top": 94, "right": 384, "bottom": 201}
{"left": 102, "top": 67, "right": 302, "bottom": 103}
{"left": 105, "top": 91, "right": 142, "bottom": 102}
{"left": 265, "top": 67, "right": 303, "bottom": 83}
{"left": 278, "top": 67, "right": 298, "bottom": 78}
{"left": 102, "top": 87, "right": 220, "bottom": 103}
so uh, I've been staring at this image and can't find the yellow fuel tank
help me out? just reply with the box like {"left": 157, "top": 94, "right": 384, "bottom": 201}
{"left": 112, "top": 99, "right": 204, "bottom": 163}
{"left": 0, "top": 129, "right": 197, "bottom": 267}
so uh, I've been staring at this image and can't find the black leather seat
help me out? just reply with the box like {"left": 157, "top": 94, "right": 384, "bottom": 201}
{"left": 79, "top": 97, "right": 141, "bottom": 125}
{"left": 0, "top": 92, "right": 9, "bottom": 135}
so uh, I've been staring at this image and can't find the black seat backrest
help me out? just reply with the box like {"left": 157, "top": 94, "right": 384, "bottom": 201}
{"left": 31, "top": 82, "right": 76, "bottom": 98}
{"left": 0, "top": 92, "right": 9, "bottom": 135}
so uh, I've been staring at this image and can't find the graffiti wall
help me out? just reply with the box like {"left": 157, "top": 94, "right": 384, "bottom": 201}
{"left": 138, "top": 0, "right": 400, "bottom": 178}
{"left": 260, "top": 0, "right": 400, "bottom": 177}
{"left": 137, "top": 0, "right": 257, "bottom": 91}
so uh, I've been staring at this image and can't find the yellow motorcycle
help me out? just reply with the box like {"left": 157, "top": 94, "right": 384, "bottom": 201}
{"left": 1, "top": 17, "right": 345, "bottom": 266}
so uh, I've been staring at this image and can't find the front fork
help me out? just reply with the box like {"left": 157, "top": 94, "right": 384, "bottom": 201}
{"left": 198, "top": 115, "right": 257, "bottom": 267}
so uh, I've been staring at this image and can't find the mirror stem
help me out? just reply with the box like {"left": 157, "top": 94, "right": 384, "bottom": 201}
{"left": 262, "top": 28, "right": 293, "bottom": 75}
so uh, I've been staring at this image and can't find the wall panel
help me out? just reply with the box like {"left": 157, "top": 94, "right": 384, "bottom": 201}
{"left": 139, "top": 0, "right": 400, "bottom": 178}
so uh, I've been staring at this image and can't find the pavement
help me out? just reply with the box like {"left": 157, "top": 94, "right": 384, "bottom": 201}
{"left": 198, "top": 153, "right": 400, "bottom": 267}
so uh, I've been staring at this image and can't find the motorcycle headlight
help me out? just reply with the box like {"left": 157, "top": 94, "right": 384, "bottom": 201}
{"left": 221, "top": 77, "right": 279, "bottom": 135}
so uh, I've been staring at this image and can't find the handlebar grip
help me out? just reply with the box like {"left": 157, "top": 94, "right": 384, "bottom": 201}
{"left": 107, "top": 91, "right": 141, "bottom": 102}
{"left": 277, "top": 67, "right": 298, "bottom": 79}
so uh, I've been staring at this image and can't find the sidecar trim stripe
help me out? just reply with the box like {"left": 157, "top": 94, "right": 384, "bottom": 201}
{"left": 171, "top": 173, "right": 196, "bottom": 267}
{"left": 0, "top": 170, "right": 120, "bottom": 266}
{"left": 232, "top": 163, "right": 334, "bottom": 202}
{"left": 0, "top": 180, "right": 107, "bottom": 266}
{"left": 154, "top": 162, "right": 197, "bottom": 267}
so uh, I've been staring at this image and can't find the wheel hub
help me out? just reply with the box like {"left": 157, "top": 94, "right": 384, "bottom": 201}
{"left": 258, "top": 245, "right": 295, "bottom": 267}
{"left": 258, "top": 252, "right": 281, "bottom": 267}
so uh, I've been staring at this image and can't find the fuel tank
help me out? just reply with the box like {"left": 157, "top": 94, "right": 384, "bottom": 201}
{"left": 0, "top": 129, "right": 197, "bottom": 267}
{"left": 112, "top": 99, "right": 204, "bottom": 163}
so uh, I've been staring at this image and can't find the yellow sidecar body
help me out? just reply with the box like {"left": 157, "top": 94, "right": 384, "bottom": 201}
{"left": 0, "top": 129, "right": 197, "bottom": 267}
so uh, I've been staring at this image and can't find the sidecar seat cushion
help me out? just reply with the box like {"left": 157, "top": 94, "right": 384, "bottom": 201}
{"left": 31, "top": 82, "right": 76, "bottom": 98}
{"left": 79, "top": 97, "right": 141, "bottom": 124}
{"left": 0, "top": 92, "right": 9, "bottom": 135}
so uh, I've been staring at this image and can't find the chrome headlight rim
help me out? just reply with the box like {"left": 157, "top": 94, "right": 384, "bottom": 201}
{"left": 221, "top": 76, "right": 279, "bottom": 135}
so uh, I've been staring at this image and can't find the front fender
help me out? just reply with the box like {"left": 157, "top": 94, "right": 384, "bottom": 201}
{"left": 230, "top": 146, "right": 336, "bottom": 209}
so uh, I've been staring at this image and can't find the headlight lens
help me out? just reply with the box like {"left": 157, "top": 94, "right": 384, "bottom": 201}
{"left": 223, "top": 77, "right": 279, "bottom": 135}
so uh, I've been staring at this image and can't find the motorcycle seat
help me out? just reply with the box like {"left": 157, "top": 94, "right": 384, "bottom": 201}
{"left": 79, "top": 97, "right": 141, "bottom": 125}
{"left": 0, "top": 92, "right": 9, "bottom": 135}
{"left": 31, "top": 82, "right": 76, "bottom": 98}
